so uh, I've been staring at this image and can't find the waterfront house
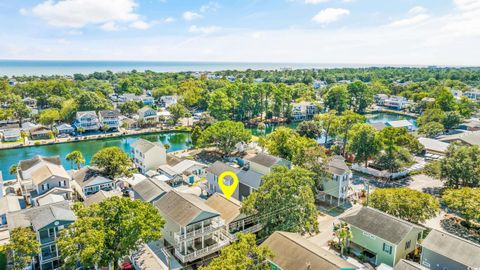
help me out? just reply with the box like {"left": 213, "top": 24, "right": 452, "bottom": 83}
{"left": 206, "top": 161, "right": 240, "bottom": 198}
{"left": 29, "top": 126, "right": 52, "bottom": 140}
{"left": 205, "top": 193, "right": 262, "bottom": 238}
{"left": 261, "top": 231, "right": 357, "bottom": 270}
{"left": 317, "top": 156, "right": 352, "bottom": 206}
{"left": 16, "top": 155, "right": 73, "bottom": 205}
{"left": 53, "top": 123, "right": 74, "bottom": 135}
{"left": 464, "top": 90, "right": 480, "bottom": 100}
{"left": 121, "top": 117, "right": 138, "bottom": 129}
{"left": 159, "top": 95, "right": 178, "bottom": 108}
{"left": 339, "top": 207, "right": 425, "bottom": 267}
{"left": 420, "top": 229, "right": 480, "bottom": 270}
{"left": 131, "top": 177, "right": 171, "bottom": 203}
{"left": 137, "top": 107, "right": 158, "bottom": 123}
{"left": 438, "top": 130, "right": 480, "bottom": 146}
{"left": 22, "top": 121, "right": 39, "bottom": 131}
{"left": 459, "top": 118, "right": 480, "bottom": 131}
{"left": 7, "top": 201, "right": 76, "bottom": 270}
{"left": 98, "top": 110, "right": 121, "bottom": 130}
{"left": 386, "top": 120, "right": 414, "bottom": 131}
{"left": 1, "top": 128, "right": 21, "bottom": 142}
{"left": 291, "top": 101, "right": 319, "bottom": 121}
{"left": 154, "top": 190, "right": 230, "bottom": 264}
{"left": 74, "top": 111, "right": 100, "bottom": 131}
{"left": 131, "top": 138, "right": 167, "bottom": 173}
{"left": 71, "top": 166, "right": 116, "bottom": 199}
{"left": 375, "top": 94, "right": 389, "bottom": 105}
{"left": 384, "top": 96, "right": 408, "bottom": 109}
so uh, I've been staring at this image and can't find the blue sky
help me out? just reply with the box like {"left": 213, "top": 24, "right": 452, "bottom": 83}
{"left": 0, "top": 0, "right": 479, "bottom": 65}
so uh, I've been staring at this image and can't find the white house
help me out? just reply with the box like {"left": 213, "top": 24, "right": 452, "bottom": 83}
{"left": 71, "top": 167, "right": 116, "bottom": 199}
{"left": 317, "top": 156, "right": 352, "bottom": 206}
{"left": 74, "top": 111, "right": 100, "bottom": 131}
{"left": 159, "top": 95, "right": 178, "bottom": 108}
{"left": 137, "top": 107, "right": 158, "bottom": 122}
{"left": 464, "top": 90, "right": 480, "bottom": 100}
{"left": 1, "top": 128, "right": 21, "bottom": 142}
{"left": 450, "top": 89, "right": 463, "bottom": 99}
{"left": 131, "top": 139, "right": 167, "bottom": 173}
{"left": 53, "top": 123, "right": 74, "bottom": 135}
{"left": 291, "top": 101, "right": 319, "bottom": 121}
{"left": 98, "top": 110, "right": 121, "bottom": 130}
{"left": 384, "top": 96, "right": 408, "bottom": 109}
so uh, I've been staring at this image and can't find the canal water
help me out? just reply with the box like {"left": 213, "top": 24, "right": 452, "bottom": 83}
{"left": 0, "top": 112, "right": 416, "bottom": 179}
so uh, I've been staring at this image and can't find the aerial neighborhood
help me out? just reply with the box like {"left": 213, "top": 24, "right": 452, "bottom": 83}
{"left": 0, "top": 67, "right": 480, "bottom": 270}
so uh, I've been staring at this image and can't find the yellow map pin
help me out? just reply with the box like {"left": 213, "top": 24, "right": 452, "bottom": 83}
{"left": 218, "top": 171, "right": 238, "bottom": 199}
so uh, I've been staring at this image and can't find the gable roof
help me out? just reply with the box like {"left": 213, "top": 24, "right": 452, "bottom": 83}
{"left": 84, "top": 189, "right": 122, "bottom": 207}
{"left": 418, "top": 137, "right": 449, "bottom": 154}
{"left": 339, "top": 207, "right": 424, "bottom": 245}
{"left": 76, "top": 111, "right": 97, "bottom": 119}
{"left": 99, "top": 110, "right": 120, "bottom": 118}
{"left": 237, "top": 169, "right": 264, "bottom": 189}
{"left": 19, "top": 155, "right": 62, "bottom": 172}
{"left": 328, "top": 156, "right": 351, "bottom": 175}
{"left": 439, "top": 130, "right": 480, "bottom": 146}
{"left": 37, "top": 194, "right": 65, "bottom": 206}
{"left": 154, "top": 190, "right": 219, "bottom": 227}
{"left": 421, "top": 229, "right": 480, "bottom": 267}
{"left": 247, "top": 153, "right": 284, "bottom": 168}
{"left": 131, "top": 138, "right": 165, "bottom": 153}
{"left": 394, "top": 259, "right": 428, "bottom": 270}
{"left": 261, "top": 231, "right": 356, "bottom": 270}
{"left": 132, "top": 178, "right": 172, "bottom": 202}
{"left": 30, "top": 162, "right": 70, "bottom": 185}
{"left": 206, "top": 161, "right": 237, "bottom": 175}
{"left": 71, "top": 167, "right": 113, "bottom": 188}
{"left": 8, "top": 201, "right": 76, "bottom": 230}
{"left": 205, "top": 193, "right": 245, "bottom": 224}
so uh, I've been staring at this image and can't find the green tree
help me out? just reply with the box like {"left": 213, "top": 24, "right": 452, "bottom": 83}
{"left": 198, "top": 120, "right": 251, "bottom": 156}
{"left": 347, "top": 81, "right": 373, "bottom": 113}
{"left": 168, "top": 103, "right": 190, "bottom": 124}
{"left": 66, "top": 150, "right": 85, "bottom": 170}
{"left": 419, "top": 121, "right": 444, "bottom": 138}
{"left": 417, "top": 108, "right": 446, "bottom": 127}
{"left": 208, "top": 89, "right": 233, "bottom": 120}
{"left": 199, "top": 233, "right": 273, "bottom": 270}
{"left": 338, "top": 110, "right": 365, "bottom": 155}
{"left": 9, "top": 164, "right": 18, "bottom": 175}
{"left": 242, "top": 166, "right": 318, "bottom": 237}
{"left": 315, "top": 110, "right": 339, "bottom": 144}
{"left": 59, "top": 99, "right": 78, "bottom": 122}
{"left": 260, "top": 127, "right": 317, "bottom": 162}
{"left": 324, "top": 85, "right": 349, "bottom": 113}
{"left": 442, "top": 111, "right": 462, "bottom": 130}
{"left": 75, "top": 91, "right": 112, "bottom": 112}
{"left": 1, "top": 227, "right": 40, "bottom": 270}
{"left": 296, "top": 120, "right": 322, "bottom": 139}
{"left": 435, "top": 87, "right": 456, "bottom": 111}
{"left": 369, "top": 188, "right": 439, "bottom": 223}
{"left": 91, "top": 147, "right": 133, "bottom": 179}
{"left": 333, "top": 222, "right": 352, "bottom": 256}
{"left": 440, "top": 144, "right": 480, "bottom": 188}
{"left": 58, "top": 197, "right": 165, "bottom": 269}
{"left": 119, "top": 101, "right": 142, "bottom": 116}
{"left": 191, "top": 125, "right": 202, "bottom": 147}
{"left": 38, "top": 108, "right": 60, "bottom": 128}
{"left": 347, "top": 123, "right": 382, "bottom": 167}
{"left": 443, "top": 188, "right": 480, "bottom": 224}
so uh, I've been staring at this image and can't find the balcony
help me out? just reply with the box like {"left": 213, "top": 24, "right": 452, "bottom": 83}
{"left": 41, "top": 250, "right": 59, "bottom": 261}
{"left": 174, "top": 236, "right": 229, "bottom": 263}
{"left": 40, "top": 235, "right": 56, "bottom": 245}
{"left": 174, "top": 220, "right": 224, "bottom": 242}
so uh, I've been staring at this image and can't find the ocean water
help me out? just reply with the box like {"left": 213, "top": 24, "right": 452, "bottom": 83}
{"left": 0, "top": 60, "right": 390, "bottom": 76}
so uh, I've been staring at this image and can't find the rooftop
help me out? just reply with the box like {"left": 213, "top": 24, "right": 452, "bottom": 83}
{"left": 8, "top": 201, "right": 76, "bottom": 230}
{"left": 205, "top": 193, "right": 245, "bottom": 224}
{"left": 246, "top": 152, "right": 285, "bottom": 168}
{"left": 132, "top": 178, "right": 172, "bottom": 202}
{"left": 131, "top": 138, "right": 165, "bottom": 153}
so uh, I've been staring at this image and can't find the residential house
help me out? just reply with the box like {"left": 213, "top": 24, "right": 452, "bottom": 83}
{"left": 375, "top": 94, "right": 389, "bottom": 105}
{"left": 53, "top": 123, "right": 74, "bottom": 135}
{"left": 384, "top": 96, "right": 408, "bottom": 109}
{"left": 459, "top": 119, "right": 480, "bottom": 131}
{"left": 394, "top": 259, "right": 428, "bottom": 270}
{"left": 313, "top": 80, "right": 328, "bottom": 89}
{"left": 369, "top": 122, "right": 387, "bottom": 131}
{"left": 137, "top": 107, "right": 158, "bottom": 123}
{"left": 291, "top": 101, "right": 319, "bottom": 121}
{"left": 140, "top": 95, "right": 155, "bottom": 106}
{"left": 16, "top": 155, "right": 72, "bottom": 205}
{"left": 37, "top": 194, "right": 66, "bottom": 206}
{"left": 450, "top": 89, "right": 463, "bottom": 99}
{"left": 159, "top": 95, "right": 178, "bottom": 108}
{"left": 0, "top": 195, "right": 24, "bottom": 228}
{"left": 74, "top": 111, "right": 100, "bottom": 131}
{"left": 317, "top": 156, "right": 352, "bottom": 206}
{"left": 206, "top": 161, "right": 240, "bottom": 198}
{"left": 246, "top": 152, "right": 291, "bottom": 175}
{"left": 438, "top": 130, "right": 480, "bottom": 146}
{"left": 158, "top": 156, "right": 207, "bottom": 185}
{"left": 261, "top": 231, "right": 357, "bottom": 270}
{"left": 131, "top": 138, "right": 167, "bottom": 173}
{"left": 71, "top": 166, "right": 116, "bottom": 199}
{"left": 7, "top": 201, "right": 76, "bottom": 270}
{"left": 29, "top": 126, "right": 51, "bottom": 140}
{"left": 386, "top": 120, "right": 414, "bottom": 131}
{"left": 22, "top": 121, "right": 39, "bottom": 131}
{"left": 23, "top": 97, "right": 37, "bottom": 108}
{"left": 418, "top": 138, "right": 449, "bottom": 157}
{"left": 205, "top": 193, "right": 262, "bottom": 238}
{"left": 131, "top": 177, "right": 171, "bottom": 203}
{"left": 1, "top": 128, "right": 20, "bottom": 142}
{"left": 99, "top": 110, "right": 121, "bottom": 130}
{"left": 339, "top": 207, "right": 425, "bottom": 267}
{"left": 464, "top": 90, "right": 480, "bottom": 100}
{"left": 420, "top": 229, "right": 480, "bottom": 270}
{"left": 121, "top": 117, "right": 138, "bottom": 129}
{"left": 154, "top": 190, "right": 230, "bottom": 264}
{"left": 83, "top": 189, "right": 122, "bottom": 207}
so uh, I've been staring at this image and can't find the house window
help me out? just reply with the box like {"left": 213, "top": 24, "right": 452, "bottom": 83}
{"left": 405, "top": 240, "right": 411, "bottom": 249}
{"left": 383, "top": 243, "right": 392, "bottom": 254}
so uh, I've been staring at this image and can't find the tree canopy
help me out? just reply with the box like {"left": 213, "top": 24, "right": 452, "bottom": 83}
{"left": 443, "top": 188, "right": 480, "bottom": 224}
{"left": 440, "top": 144, "right": 480, "bottom": 188}
{"left": 1, "top": 227, "right": 40, "bottom": 270}
{"left": 91, "top": 147, "right": 133, "bottom": 178}
{"left": 198, "top": 120, "right": 251, "bottom": 156}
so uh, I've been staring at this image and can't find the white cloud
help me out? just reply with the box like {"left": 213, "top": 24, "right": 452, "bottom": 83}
{"left": 305, "top": 0, "right": 329, "bottom": 4}
{"left": 130, "top": 20, "right": 150, "bottom": 29}
{"left": 188, "top": 25, "right": 221, "bottom": 34}
{"left": 409, "top": 6, "right": 427, "bottom": 15}
{"left": 24, "top": 0, "right": 149, "bottom": 31}
{"left": 200, "top": 1, "right": 220, "bottom": 13}
{"left": 312, "top": 8, "right": 350, "bottom": 24}
{"left": 183, "top": 11, "right": 202, "bottom": 21}
{"left": 389, "top": 14, "right": 430, "bottom": 27}
{"left": 164, "top": 17, "right": 175, "bottom": 23}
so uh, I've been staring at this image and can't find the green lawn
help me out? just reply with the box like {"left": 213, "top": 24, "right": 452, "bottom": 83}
{"left": 0, "top": 252, "right": 6, "bottom": 270}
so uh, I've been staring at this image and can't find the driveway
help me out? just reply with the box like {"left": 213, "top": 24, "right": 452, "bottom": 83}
{"left": 408, "top": 174, "right": 443, "bottom": 195}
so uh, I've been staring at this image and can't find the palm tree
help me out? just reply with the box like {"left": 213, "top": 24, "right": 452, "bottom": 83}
{"left": 66, "top": 150, "right": 85, "bottom": 170}
{"left": 334, "top": 222, "right": 352, "bottom": 256}
{"left": 9, "top": 164, "right": 18, "bottom": 175}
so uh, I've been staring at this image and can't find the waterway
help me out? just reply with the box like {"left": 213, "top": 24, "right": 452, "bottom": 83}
{"left": 0, "top": 112, "right": 416, "bottom": 179}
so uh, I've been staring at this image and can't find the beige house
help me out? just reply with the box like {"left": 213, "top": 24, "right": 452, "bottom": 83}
{"left": 245, "top": 152, "right": 291, "bottom": 175}
{"left": 131, "top": 139, "right": 167, "bottom": 173}
{"left": 154, "top": 190, "right": 230, "bottom": 264}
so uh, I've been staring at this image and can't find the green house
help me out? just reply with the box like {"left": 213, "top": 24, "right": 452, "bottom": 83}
{"left": 339, "top": 207, "right": 425, "bottom": 267}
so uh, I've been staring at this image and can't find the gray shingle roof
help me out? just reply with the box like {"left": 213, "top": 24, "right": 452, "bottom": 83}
{"left": 328, "top": 156, "right": 350, "bottom": 175}
{"left": 131, "top": 138, "right": 165, "bottom": 153}
{"left": 8, "top": 201, "right": 76, "bottom": 230}
{"left": 19, "top": 155, "right": 61, "bottom": 172}
{"left": 132, "top": 178, "right": 172, "bottom": 202}
{"left": 154, "top": 190, "right": 219, "bottom": 227}
{"left": 72, "top": 167, "right": 113, "bottom": 188}
{"left": 394, "top": 259, "right": 428, "bottom": 270}
{"left": 421, "top": 230, "right": 480, "bottom": 267}
{"left": 99, "top": 110, "right": 120, "bottom": 118}
{"left": 247, "top": 153, "right": 283, "bottom": 168}
{"left": 339, "top": 207, "right": 424, "bottom": 245}
{"left": 261, "top": 231, "right": 356, "bottom": 270}
{"left": 237, "top": 169, "right": 264, "bottom": 189}
{"left": 206, "top": 161, "right": 237, "bottom": 175}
